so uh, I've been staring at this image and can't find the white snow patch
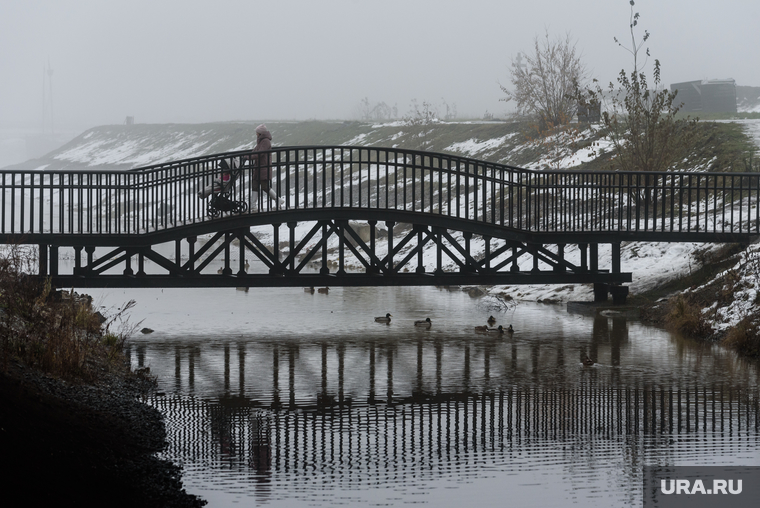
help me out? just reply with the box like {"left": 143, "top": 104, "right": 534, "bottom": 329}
{"left": 445, "top": 134, "right": 515, "bottom": 157}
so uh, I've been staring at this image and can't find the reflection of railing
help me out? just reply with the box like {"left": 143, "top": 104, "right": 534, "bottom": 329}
{"left": 150, "top": 385, "right": 760, "bottom": 483}
{"left": 2, "top": 147, "right": 760, "bottom": 239}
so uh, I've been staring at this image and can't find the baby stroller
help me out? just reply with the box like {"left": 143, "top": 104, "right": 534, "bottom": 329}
{"left": 199, "top": 158, "right": 248, "bottom": 218}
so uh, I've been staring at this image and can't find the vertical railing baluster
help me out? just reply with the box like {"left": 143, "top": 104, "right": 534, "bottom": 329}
{"left": 755, "top": 175, "right": 759, "bottom": 233}
{"left": 644, "top": 173, "right": 650, "bottom": 231}
{"left": 313, "top": 148, "right": 318, "bottom": 209}
{"left": 1, "top": 173, "right": 6, "bottom": 234}
{"left": 38, "top": 173, "right": 45, "bottom": 234}
{"left": 732, "top": 174, "right": 737, "bottom": 233}
{"left": 721, "top": 174, "right": 727, "bottom": 233}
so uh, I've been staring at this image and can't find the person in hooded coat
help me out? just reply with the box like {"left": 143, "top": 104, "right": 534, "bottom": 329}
{"left": 245, "top": 124, "right": 282, "bottom": 211}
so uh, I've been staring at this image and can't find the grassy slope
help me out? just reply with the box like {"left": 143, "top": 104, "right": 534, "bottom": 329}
{"left": 18, "top": 118, "right": 753, "bottom": 174}
{"left": 10, "top": 120, "right": 554, "bottom": 170}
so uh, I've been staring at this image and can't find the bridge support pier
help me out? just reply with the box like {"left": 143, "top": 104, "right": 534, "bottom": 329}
{"left": 272, "top": 223, "right": 282, "bottom": 275}
{"left": 337, "top": 220, "right": 346, "bottom": 276}
{"left": 554, "top": 244, "right": 565, "bottom": 273}
{"left": 612, "top": 242, "right": 621, "bottom": 274}
{"left": 530, "top": 243, "right": 540, "bottom": 274}
{"left": 579, "top": 243, "right": 588, "bottom": 272}
{"left": 38, "top": 244, "right": 48, "bottom": 276}
{"left": 594, "top": 283, "right": 608, "bottom": 302}
{"left": 187, "top": 237, "right": 196, "bottom": 273}
{"left": 416, "top": 227, "right": 425, "bottom": 274}
{"left": 222, "top": 233, "right": 232, "bottom": 275}
{"left": 594, "top": 283, "right": 630, "bottom": 304}
{"left": 320, "top": 223, "right": 329, "bottom": 275}
{"left": 123, "top": 250, "right": 132, "bottom": 276}
{"left": 386, "top": 221, "right": 394, "bottom": 276}
{"left": 368, "top": 220, "right": 379, "bottom": 274}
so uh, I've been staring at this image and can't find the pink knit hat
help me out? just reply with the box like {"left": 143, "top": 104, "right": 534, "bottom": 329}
{"left": 255, "top": 124, "right": 267, "bottom": 134}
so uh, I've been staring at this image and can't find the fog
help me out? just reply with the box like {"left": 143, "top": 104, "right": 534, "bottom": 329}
{"left": 2, "top": 0, "right": 759, "bottom": 131}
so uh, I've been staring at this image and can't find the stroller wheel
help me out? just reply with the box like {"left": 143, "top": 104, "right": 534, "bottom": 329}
{"left": 207, "top": 202, "right": 220, "bottom": 218}
{"left": 236, "top": 201, "right": 248, "bottom": 214}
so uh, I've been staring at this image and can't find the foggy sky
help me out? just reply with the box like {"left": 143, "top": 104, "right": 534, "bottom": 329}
{"left": 2, "top": 0, "right": 759, "bottom": 131}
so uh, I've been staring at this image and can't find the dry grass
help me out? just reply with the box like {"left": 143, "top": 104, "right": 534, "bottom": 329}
{"left": 665, "top": 294, "right": 712, "bottom": 338}
{"left": 723, "top": 317, "right": 760, "bottom": 358}
{"left": 0, "top": 245, "right": 136, "bottom": 382}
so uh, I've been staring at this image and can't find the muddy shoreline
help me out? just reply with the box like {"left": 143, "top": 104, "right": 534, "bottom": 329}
{"left": 0, "top": 359, "right": 206, "bottom": 507}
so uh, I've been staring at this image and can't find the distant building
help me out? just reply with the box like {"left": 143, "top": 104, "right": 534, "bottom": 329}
{"left": 576, "top": 102, "right": 601, "bottom": 123}
{"left": 670, "top": 79, "right": 737, "bottom": 113}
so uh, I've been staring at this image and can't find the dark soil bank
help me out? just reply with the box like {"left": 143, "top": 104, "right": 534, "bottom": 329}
{"left": 0, "top": 361, "right": 205, "bottom": 508}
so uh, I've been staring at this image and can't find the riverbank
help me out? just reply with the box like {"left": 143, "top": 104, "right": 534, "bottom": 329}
{"left": 635, "top": 240, "right": 760, "bottom": 359}
{"left": 0, "top": 360, "right": 205, "bottom": 507}
{"left": 0, "top": 247, "right": 205, "bottom": 507}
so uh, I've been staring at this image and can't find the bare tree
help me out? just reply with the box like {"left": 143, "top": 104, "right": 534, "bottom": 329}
{"left": 579, "top": 1, "right": 697, "bottom": 173}
{"left": 356, "top": 98, "right": 397, "bottom": 122}
{"left": 402, "top": 99, "right": 438, "bottom": 126}
{"left": 501, "top": 31, "right": 587, "bottom": 133}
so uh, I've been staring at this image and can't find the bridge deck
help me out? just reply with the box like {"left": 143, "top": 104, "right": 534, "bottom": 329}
{"left": 2, "top": 146, "right": 756, "bottom": 288}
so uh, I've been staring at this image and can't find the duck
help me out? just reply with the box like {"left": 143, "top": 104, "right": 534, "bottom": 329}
{"left": 506, "top": 324, "right": 514, "bottom": 333}
{"left": 474, "top": 325, "right": 489, "bottom": 332}
{"left": 582, "top": 355, "right": 595, "bottom": 366}
{"left": 487, "top": 315, "right": 496, "bottom": 325}
{"left": 317, "top": 286, "right": 329, "bottom": 294}
{"left": 487, "top": 325, "right": 505, "bottom": 333}
{"left": 304, "top": 286, "right": 315, "bottom": 293}
{"left": 414, "top": 317, "right": 432, "bottom": 328}
{"left": 374, "top": 313, "right": 392, "bottom": 323}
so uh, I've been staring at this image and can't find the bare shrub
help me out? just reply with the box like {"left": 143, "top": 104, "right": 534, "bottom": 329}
{"left": 665, "top": 294, "right": 711, "bottom": 338}
{"left": 578, "top": 1, "right": 697, "bottom": 173}
{"left": 722, "top": 317, "right": 760, "bottom": 358}
{"left": 0, "top": 244, "right": 134, "bottom": 381}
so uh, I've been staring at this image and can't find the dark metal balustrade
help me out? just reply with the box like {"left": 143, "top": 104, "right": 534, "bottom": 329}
{"left": 1, "top": 146, "right": 757, "bottom": 288}
{"left": 2, "top": 146, "right": 759, "bottom": 240}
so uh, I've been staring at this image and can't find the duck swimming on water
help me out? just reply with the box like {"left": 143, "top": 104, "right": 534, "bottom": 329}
{"left": 414, "top": 318, "right": 432, "bottom": 328}
{"left": 487, "top": 315, "right": 496, "bottom": 326}
{"left": 375, "top": 313, "right": 392, "bottom": 323}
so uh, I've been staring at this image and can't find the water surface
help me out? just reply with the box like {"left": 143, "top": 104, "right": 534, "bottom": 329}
{"left": 90, "top": 286, "right": 760, "bottom": 507}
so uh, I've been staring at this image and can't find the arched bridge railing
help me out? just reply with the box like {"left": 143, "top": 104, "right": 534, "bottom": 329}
{"left": 1, "top": 146, "right": 759, "bottom": 243}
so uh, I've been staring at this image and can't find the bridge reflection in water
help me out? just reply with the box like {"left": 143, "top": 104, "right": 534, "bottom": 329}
{"left": 129, "top": 327, "right": 760, "bottom": 505}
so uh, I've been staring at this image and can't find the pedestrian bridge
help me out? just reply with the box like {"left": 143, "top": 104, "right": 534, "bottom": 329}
{"left": 1, "top": 146, "right": 757, "bottom": 292}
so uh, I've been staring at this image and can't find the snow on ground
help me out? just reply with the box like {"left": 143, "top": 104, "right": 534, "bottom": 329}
{"left": 55, "top": 136, "right": 212, "bottom": 167}
{"left": 445, "top": 134, "right": 516, "bottom": 158}
{"left": 736, "top": 118, "right": 760, "bottom": 149}
{"left": 526, "top": 128, "right": 613, "bottom": 170}
{"left": 681, "top": 242, "right": 760, "bottom": 333}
